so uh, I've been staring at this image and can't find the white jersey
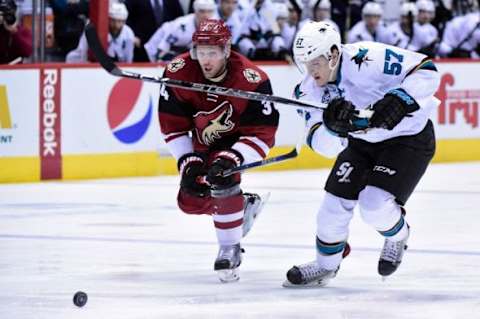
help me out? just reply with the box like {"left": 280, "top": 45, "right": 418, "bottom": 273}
{"left": 145, "top": 14, "right": 219, "bottom": 62}
{"left": 66, "top": 24, "right": 135, "bottom": 63}
{"left": 221, "top": 10, "right": 243, "bottom": 44}
{"left": 383, "top": 22, "right": 438, "bottom": 51}
{"left": 237, "top": 0, "right": 253, "bottom": 22}
{"left": 239, "top": 0, "right": 279, "bottom": 44}
{"left": 416, "top": 23, "right": 438, "bottom": 47}
{"left": 295, "top": 41, "right": 440, "bottom": 157}
{"left": 438, "top": 12, "right": 480, "bottom": 57}
{"left": 347, "top": 20, "right": 389, "bottom": 44}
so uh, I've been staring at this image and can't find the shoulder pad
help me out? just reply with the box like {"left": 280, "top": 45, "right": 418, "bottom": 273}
{"left": 167, "top": 57, "right": 186, "bottom": 73}
{"left": 243, "top": 68, "right": 262, "bottom": 83}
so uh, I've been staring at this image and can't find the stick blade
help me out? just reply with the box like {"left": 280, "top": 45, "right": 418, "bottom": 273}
{"left": 84, "top": 23, "right": 117, "bottom": 74}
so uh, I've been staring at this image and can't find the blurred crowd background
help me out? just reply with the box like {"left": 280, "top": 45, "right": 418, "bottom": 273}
{"left": 1, "top": 0, "right": 480, "bottom": 65}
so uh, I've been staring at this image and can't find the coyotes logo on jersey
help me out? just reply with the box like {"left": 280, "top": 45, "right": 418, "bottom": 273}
{"left": 194, "top": 101, "right": 235, "bottom": 146}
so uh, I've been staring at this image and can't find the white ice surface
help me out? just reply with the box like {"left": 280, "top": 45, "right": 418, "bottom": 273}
{"left": 1, "top": 162, "right": 480, "bottom": 319}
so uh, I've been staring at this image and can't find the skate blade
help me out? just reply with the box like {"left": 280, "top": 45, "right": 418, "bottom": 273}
{"left": 242, "top": 192, "right": 270, "bottom": 237}
{"left": 282, "top": 278, "right": 331, "bottom": 289}
{"left": 217, "top": 268, "right": 240, "bottom": 283}
{"left": 257, "top": 192, "right": 271, "bottom": 213}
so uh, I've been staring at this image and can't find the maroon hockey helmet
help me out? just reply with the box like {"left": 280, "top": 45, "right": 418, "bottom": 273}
{"left": 192, "top": 19, "right": 232, "bottom": 46}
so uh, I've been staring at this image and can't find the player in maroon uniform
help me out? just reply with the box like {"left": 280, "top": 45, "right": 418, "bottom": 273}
{"left": 158, "top": 19, "right": 279, "bottom": 282}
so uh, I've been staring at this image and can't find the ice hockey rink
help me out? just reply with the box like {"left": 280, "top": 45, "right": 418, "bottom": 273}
{"left": 1, "top": 162, "right": 479, "bottom": 319}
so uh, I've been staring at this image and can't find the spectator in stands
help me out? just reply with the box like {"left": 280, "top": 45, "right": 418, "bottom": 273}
{"left": 218, "top": 0, "right": 242, "bottom": 44}
{"left": 296, "top": 0, "right": 311, "bottom": 20}
{"left": 348, "top": 2, "right": 387, "bottom": 44}
{"left": 415, "top": 0, "right": 439, "bottom": 57}
{"left": 237, "top": 0, "right": 287, "bottom": 60}
{"left": 280, "top": 0, "right": 303, "bottom": 52}
{"left": 144, "top": 0, "right": 216, "bottom": 62}
{"left": 0, "top": 0, "right": 32, "bottom": 64}
{"left": 49, "top": 0, "right": 89, "bottom": 59}
{"left": 275, "top": 2, "right": 288, "bottom": 32}
{"left": 438, "top": 9, "right": 480, "bottom": 57}
{"left": 125, "top": 0, "right": 183, "bottom": 62}
{"left": 417, "top": 0, "right": 436, "bottom": 25}
{"left": 66, "top": 2, "right": 134, "bottom": 63}
{"left": 383, "top": 2, "right": 438, "bottom": 55}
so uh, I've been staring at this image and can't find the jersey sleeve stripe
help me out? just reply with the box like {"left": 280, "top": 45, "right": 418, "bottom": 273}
{"left": 238, "top": 137, "right": 269, "bottom": 158}
{"left": 164, "top": 131, "right": 189, "bottom": 143}
{"left": 405, "top": 58, "right": 437, "bottom": 78}
{"left": 307, "top": 122, "right": 323, "bottom": 149}
{"left": 162, "top": 134, "right": 193, "bottom": 161}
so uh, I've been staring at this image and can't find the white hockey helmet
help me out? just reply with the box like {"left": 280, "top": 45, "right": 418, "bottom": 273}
{"left": 193, "top": 0, "right": 217, "bottom": 12}
{"left": 293, "top": 21, "right": 341, "bottom": 71}
{"left": 109, "top": 2, "right": 128, "bottom": 21}
{"left": 416, "top": 0, "right": 435, "bottom": 12}
{"left": 310, "top": 0, "right": 331, "bottom": 10}
{"left": 362, "top": 2, "right": 383, "bottom": 17}
{"left": 275, "top": 3, "right": 289, "bottom": 19}
{"left": 401, "top": 2, "right": 418, "bottom": 16}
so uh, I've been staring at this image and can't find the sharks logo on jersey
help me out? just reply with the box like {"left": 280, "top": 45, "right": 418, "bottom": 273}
{"left": 294, "top": 83, "right": 305, "bottom": 99}
{"left": 351, "top": 48, "right": 373, "bottom": 70}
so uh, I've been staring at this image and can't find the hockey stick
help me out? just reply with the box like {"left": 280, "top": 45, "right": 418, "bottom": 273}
{"left": 221, "top": 113, "right": 306, "bottom": 177}
{"left": 84, "top": 24, "right": 367, "bottom": 176}
{"left": 85, "top": 23, "right": 304, "bottom": 177}
{"left": 84, "top": 23, "right": 373, "bottom": 118}
{"left": 221, "top": 142, "right": 301, "bottom": 177}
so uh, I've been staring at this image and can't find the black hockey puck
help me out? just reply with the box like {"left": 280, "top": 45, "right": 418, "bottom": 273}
{"left": 73, "top": 291, "right": 88, "bottom": 307}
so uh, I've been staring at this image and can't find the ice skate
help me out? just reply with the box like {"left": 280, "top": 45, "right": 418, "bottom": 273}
{"left": 282, "top": 261, "right": 338, "bottom": 288}
{"left": 378, "top": 225, "right": 410, "bottom": 277}
{"left": 214, "top": 243, "right": 243, "bottom": 283}
{"left": 242, "top": 192, "right": 270, "bottom": 237}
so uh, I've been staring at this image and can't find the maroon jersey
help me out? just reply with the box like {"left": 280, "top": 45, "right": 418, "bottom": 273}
{"left": 158, "top": 51, "right": 279, "bottom": 162}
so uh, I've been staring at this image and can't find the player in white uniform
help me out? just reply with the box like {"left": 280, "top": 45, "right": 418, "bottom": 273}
{"left": 66, "top": 3, "right": 134, "bottom": 63}
{"left": 144, "top": 0, "right": 217, "bottom": 62}
{"left": 218, "top": 0, "right": 243, "bottom": 44}
{"left": 236, "top": 0, "right": 253, "bottom": 22}
{"left": 237, "top": 0, "right": 287, "bottom": 59}
{"left": 348, "top": 2, "right": 388, "bottom": 44}
{"left": 283, "top": 21, "right": 439, "bottom": 287}
{"left": 438, "top": 11, "right": 480, "bottom": 58}
{"left": 280, "top": 1, "right": 305, "bottom": 51}
{"left": 384, "top": 2, "right": 437, "bottom": 54}
{"left": 415, "top": 0, "right": 439, "bottom": 57}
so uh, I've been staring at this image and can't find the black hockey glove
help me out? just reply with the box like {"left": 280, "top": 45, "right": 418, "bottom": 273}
{"left": 177, "top": 153, "right": 209, "bottom": 197}
{"left": 206, "top": 150, "right": 243, "bottom": 190}
{"left": 370, "top": 89, "right": 420, "bottom": 130}
{"left": 322, "top": 98, "right": 357, "bottom": 138}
